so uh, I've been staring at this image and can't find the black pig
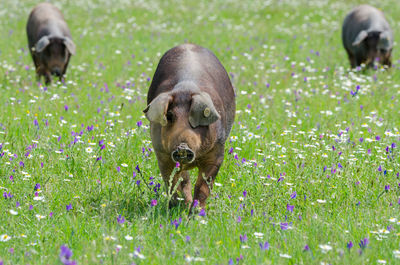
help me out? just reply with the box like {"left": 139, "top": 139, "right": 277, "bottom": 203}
{"left": 144, "top": 44, "right": 236, "bottom": 210}
{"left": 27, "top": 3, "right": 76, "bottom": 84}
{"left": 342, "top": 5, "right": 393, "bottom": 68}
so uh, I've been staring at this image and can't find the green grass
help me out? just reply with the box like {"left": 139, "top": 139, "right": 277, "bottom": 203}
{"left": 1, "top": 0, "right": 400, "bottom": 264}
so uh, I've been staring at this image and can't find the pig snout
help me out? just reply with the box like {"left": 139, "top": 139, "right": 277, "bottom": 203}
{"left": 51, "top": 67, "right": 62, "bottom": 77}
{"left": 171, "top": 143, "right": 195, "bottom": 164}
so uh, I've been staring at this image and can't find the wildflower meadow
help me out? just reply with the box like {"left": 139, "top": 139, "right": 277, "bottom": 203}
{"left": 0, "top": 0, "right": 400, "bottom": 264}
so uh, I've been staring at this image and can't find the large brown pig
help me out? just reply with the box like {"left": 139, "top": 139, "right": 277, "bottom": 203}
{"left": 342, "top": 5, "right": 393, "bottom": 68}
{"left": 144, "top": 44, "right": 235, "bottom": 210}
{"left": 27, "top": 3, "right": 76, "bottom": 84}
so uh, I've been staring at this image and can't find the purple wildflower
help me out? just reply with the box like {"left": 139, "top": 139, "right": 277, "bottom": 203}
{"left": 239, "top": 234, "right": 247, "bottom": 243}
{"left": 385, "top": 185, "right": 390, "bottom": 191}
{"left": 171, "top": 218, "right": 182, "bottom": 229}
{"left": 192, "top": 200, "right": 199, "bottom": 209}
{"left": 117, "top": 214, "right": 125, "bottom": 224}
{"left": 359, "top": 238, "right": 369, "bottom": 249}
{"left": 280, "top": 222, "right": 290, "bottom": 230}
{"left": 290, "top": 191, "right": 297, "bottom": 199}
{"left": 286, "top": 204, "right": 294, "bottom": 213}
{"left": 151, "top": 199, "right": 157, "bottom": 206}
{"left": 198, "top": 209, "right": 206, "bottom": 217}
{"left": 66, "top": 204, "right": 73, "bottom": 211}
{"left": 59, "top": 245, "right": 76, "bottom": 265}
{"left": 347, "top": 241, "right": 353, "bottom": 250}
{"left": 135, "top": 165, "right": 140, "bottom": 173}
{"left": 3, "top": 192, "right": 13, "bottom": 199}
{"left": 259, "top": 241, "right": 269, "bottom": 250}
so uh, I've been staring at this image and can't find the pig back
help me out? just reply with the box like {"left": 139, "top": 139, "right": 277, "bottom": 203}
{"left": 148, "top": 44, "right": 235, "bottom": 132}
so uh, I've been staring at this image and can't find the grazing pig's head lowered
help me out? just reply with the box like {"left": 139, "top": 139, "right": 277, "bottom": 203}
{"left": 35, "top": 35, "right": 76, "bottom": 77}
{"left": 352, "top": 30, "right": 392, "bottom": 66}
{"left": 342, "top": 5, "right": 393, "bottom": 68}
{"left": 144, "top": 81, "right": 220, "bottom": 165}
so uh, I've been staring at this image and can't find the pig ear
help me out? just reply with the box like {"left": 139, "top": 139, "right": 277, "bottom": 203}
{"left": 189, "top": 92, "right": 220, "bottom": 128}
{"left": 63, "top": 37, "right": 76, "bottom": 55}
{"left": 35, "top": 36, "right": 50, "bottom": 52}
{"left": 352, "top": 30, "right": 368, "bottom": 46}
{"left": 143, "top": 93, "right": 172, "bottom": 126}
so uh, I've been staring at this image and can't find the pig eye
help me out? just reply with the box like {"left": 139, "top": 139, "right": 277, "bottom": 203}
{"left": 166, "top": 111, "right": 174, "bottom": 122}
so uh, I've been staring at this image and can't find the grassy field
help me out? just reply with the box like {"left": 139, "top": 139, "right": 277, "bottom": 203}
{"left": 1, "top": 0, "right": 400, "bottom": 264}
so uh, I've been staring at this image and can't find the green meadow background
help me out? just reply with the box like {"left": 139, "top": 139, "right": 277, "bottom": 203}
{"left": 0, "top": 0, "right": 399, "bottom": 264}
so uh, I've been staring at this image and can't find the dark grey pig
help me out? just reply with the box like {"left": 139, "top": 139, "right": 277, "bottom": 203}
{"left": 27, "top": 3, "right": 76, "bottom": 84}
{"left": 144, "top": 44, "right": 235, "bottom": 210}
{"left": 342, "top": 5, "right": 393, "bottom": 68}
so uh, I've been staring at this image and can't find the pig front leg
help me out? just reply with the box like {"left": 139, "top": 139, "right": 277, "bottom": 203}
{"left": 193, "top": 147, "right": 224, "bottom": 209}
{"left": 44, "top": 72, "right": 52, "bottom": 85}
{"left": 345, "top": 48, "right": 357, "bottom": 68}
{"left": 61, "top": 55, "right": 71, "bottom": 82}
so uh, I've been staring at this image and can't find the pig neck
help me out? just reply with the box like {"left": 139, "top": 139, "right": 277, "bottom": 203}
{"left": 40, "top": 22, "right": 67, "bottom": 39}
{"left": 173, "top": 80, "right": 200, "bottom": 93}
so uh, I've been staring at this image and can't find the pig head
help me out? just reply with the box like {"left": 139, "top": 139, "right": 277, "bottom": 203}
{"left": 352, "top": 30, "right": 393, "bottom": 67}
{"left": 33, "top": 35, "right": 75, "bottom": 82}
{"left": 144, "top": 82, "right": 220, "bottom": 166}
